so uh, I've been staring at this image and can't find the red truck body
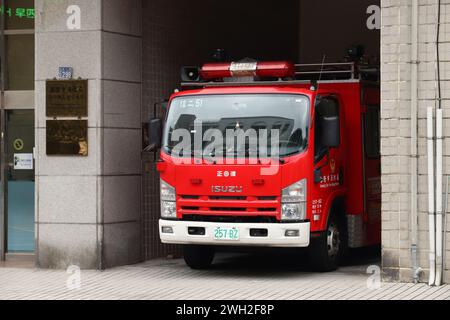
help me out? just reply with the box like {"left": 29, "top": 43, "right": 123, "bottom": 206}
{"left": 156, "top": 61, "right": 380, "bottom": 270}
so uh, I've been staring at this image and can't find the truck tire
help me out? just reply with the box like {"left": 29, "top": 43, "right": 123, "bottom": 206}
{"left": 183, "top": 245, "right": 215, "bottom": 270}
{"left": 309, "top": 213, "right": 347, "bottom": 272}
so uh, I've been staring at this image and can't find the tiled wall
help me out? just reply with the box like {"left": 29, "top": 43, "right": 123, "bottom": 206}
{"left": 381, "top": 0, "right": 450, "bottom": 283}
{"left": 141, "top": 0, "right": 184, "bottom": 259}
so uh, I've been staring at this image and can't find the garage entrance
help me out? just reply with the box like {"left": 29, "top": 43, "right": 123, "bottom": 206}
{"left": 141, "top": 0, "right": 381, "bottom": 261}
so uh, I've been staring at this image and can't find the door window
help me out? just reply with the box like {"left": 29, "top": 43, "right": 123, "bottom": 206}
{"left": 314, "top": 96, "right": 340, "bottom": 161}
{"left": 364, "top": 105, "right": 381, "bottom": 158}
{"left": 4, "top": 0, "right": 35, "bottom": 30}
{"left": 3, "top": 0, "right": 35, "bottom": 91}
{"left": 6, "top": 110, "right": 35, "bottom": 253}
{"left": 5, "top": 34, "right": 35, "bottom": 90}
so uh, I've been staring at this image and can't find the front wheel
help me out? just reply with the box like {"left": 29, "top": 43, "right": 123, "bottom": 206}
{"left": 183, "top": 245, "right": 215, "bottom": 270}
{"left": 309, "top": 214, "right": 347, "bottom": 272}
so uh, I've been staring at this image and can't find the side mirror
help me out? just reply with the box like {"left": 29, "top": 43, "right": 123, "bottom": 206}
{"left": 319, "top": 116, "right": 340, "bottom": 148}
{"left": 147, "top": 118, "right": 162, "bottom": 151}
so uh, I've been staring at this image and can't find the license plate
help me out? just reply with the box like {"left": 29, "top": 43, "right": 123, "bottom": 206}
{"left": 213, "top": 227, "right": 239, "bottom": 241}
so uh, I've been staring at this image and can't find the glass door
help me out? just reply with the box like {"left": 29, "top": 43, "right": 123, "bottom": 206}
{"left": 6, "top": 110, "right": 34, "bottom": 252}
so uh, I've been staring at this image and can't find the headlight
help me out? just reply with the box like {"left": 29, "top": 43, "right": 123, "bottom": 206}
{"left": 161, "top": 201, "right": 177, "bottom": 219}
{"left": 282, "top": 179, "right": 306, "bottom": 203}
{"left": 281, "top": 179, "right": 307, "bottom": 221}
{"left": 161, "top": 180, "right": 176, "bottom": 219}
{"left": 281, "top": 203, "right": 306, "bottom": 221}
{"left": 161, "top": 179, "right": 176, "bottom": 201}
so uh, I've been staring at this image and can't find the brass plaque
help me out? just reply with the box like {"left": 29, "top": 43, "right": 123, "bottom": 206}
{"left": 46, "top": 120, "right": 88, "bottom": 156}
{"left": 46, "top": 80, "right": 88, "bottom": 117}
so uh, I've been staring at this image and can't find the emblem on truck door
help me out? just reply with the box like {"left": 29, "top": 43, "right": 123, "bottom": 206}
{"left": 330, "top": 159, "right": 336, "bottom": 174}
{"left": 211, "top": 186, "right": 243, "bottom": 193}
{"left": 217, "top": 171, "right": 237, "bottom": 177}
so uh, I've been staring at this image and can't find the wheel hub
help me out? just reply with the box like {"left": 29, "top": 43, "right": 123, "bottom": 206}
{"left": 327, "top": 223, "right": 340, "bottom": 258}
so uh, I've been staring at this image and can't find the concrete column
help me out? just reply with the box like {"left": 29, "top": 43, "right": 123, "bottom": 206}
{"left": 35, "top": 0, "right": 142, "bottom": 269}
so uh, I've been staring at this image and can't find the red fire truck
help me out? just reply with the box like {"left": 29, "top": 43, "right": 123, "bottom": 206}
{"left": 148, "top": 59, "right": 381, "bottom": 272}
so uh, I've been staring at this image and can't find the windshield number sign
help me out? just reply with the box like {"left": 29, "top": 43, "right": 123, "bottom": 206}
{"left": 180, "top": 99, "right": 203, "bottom": 109}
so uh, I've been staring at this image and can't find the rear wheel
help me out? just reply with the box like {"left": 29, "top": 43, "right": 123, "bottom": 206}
{"left": 183, "top": 245, "right": 215, "bottom": 270}
{"left": 310, "top": 213, "right": 347, "bottom": 272}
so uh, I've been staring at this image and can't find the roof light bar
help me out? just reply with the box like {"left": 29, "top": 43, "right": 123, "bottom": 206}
{"left": 199, "top": 61, "right": 295, "bottom": 80}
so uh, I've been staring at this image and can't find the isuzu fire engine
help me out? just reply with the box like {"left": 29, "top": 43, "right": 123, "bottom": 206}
{"left": 148, "top": 58, "right": 381, "bottom": 271}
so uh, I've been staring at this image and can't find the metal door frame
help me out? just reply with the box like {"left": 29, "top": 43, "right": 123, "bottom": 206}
{"left": 0, "top": 0, "right": 35, "bottom": 260}
{"left": 0, "top": 0, "right": 7, "bottom": 261}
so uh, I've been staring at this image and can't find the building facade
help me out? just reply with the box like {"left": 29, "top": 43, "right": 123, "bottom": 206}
{"left": 0, "top": 0, "right": 447, "bottom": 284}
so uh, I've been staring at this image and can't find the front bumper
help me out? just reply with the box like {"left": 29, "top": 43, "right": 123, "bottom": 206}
{"left": 159, "top": 219, "right": 310, "bottom": 247}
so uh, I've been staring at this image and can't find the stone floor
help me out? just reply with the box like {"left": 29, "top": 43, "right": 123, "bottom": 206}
{"left": 0, "top": 248, "right": 448, "bottom": 300}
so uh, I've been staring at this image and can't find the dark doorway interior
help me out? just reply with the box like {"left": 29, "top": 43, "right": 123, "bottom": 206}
{"left": 141, "top": 0, "right": 380, "bottom": 261}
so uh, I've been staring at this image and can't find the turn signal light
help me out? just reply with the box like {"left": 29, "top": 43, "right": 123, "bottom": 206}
{"left": 161, "top": 227, "right": 174, "bottom": 234}
{"left": 285, "top": 230, "right": 300, "bottom": 237}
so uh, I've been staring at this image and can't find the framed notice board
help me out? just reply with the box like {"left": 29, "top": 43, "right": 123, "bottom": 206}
{"left": 46, "top": 80, "right": 88, "bottom": 117}
{"left": 46, "top": 120, "right": 88, "bottom": 156}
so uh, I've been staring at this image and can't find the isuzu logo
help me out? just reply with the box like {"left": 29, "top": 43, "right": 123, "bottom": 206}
{"left": 211, "top": 186, "right": 243, "bottom": 193}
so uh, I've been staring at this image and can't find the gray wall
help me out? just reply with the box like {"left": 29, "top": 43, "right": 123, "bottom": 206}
{"left": 35, "top": 0, "right": 142, "bottom": 269}
{"left": 381, "top": 0, "right": 450, "bottom": 283}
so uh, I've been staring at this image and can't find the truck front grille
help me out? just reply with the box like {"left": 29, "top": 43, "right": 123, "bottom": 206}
{"left": 182, "top": 215, "right": 278, "bottom": 224}
{"left": 210, "top": 207, "right": 247, "bottom": 212}
{"left": 209, "top": 196, "right": 247, "bottom": 201}
{"left": 178, "top": 194, "right": 280, "bottom": 218}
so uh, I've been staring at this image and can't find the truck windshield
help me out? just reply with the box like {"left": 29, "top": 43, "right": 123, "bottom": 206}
{"left": 162, "top": 94, "right": 310, "bottom": 158}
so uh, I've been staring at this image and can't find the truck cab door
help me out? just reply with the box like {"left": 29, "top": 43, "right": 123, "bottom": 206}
{"left": 313, "top": 95, "right": 345, "bottom": 230}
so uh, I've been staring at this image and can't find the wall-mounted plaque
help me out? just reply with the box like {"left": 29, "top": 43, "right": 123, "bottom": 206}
{"left": 58, "top": 67, "right": 74, "bottom": 80}
{"left": 46, "top": 120, "right": 88, "bottom": 156}
{"left": 46, "top": 80, "right": 88, "bottom": 117}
